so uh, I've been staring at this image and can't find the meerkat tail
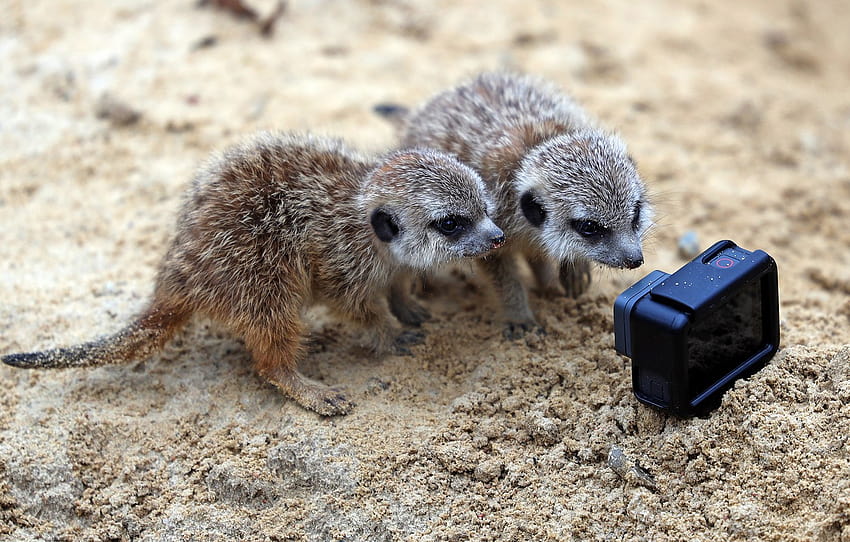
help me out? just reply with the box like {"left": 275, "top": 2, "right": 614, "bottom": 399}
{"left": 2, "top": 302, "right": 189, "bottom": 370}
{"left": 372, "top": 103, "right": 410, "bottom": 129}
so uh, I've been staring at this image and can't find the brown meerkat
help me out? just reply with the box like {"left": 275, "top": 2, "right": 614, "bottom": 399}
{"left": 1, "top": 132, "right": 505, "bottom": 416}
{"left": 377, "top": 72, "right": 653, "bottom": 338}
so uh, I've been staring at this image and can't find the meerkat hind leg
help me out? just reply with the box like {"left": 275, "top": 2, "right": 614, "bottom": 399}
{"left": 247, "top": 328, "right": 354, "bottom": 416}
{"left": 392, "top": 329, "right": 426, "bottom": 356}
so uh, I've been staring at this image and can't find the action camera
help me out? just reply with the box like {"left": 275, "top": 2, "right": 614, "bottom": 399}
{"left": 614, "top": 240, "right": 780, "bottom": 417}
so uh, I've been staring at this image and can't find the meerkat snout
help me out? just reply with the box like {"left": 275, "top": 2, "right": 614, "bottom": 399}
{"left": 621, "top": 250, "right": 644, "bottom": 270}
{"left": 615, "top": 236, "right": 644, "bottom": 269}
{"left": 584, "top": 232, "right": 644, "bottom": 269}
{"left": 434, "top": 214, "right": 505, "bottom": 258}
{"left": 490, "top": 233, "right": 507, "bottom": 249}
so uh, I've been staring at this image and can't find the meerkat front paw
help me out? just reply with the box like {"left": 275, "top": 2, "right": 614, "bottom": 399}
{"left": 309, "top": 386, "right": 356, "bottom": 416}
{"left": 389, "top": 296, "right": 431, "bottom": 327}
{"left": 503, "top": 320, "right": 545, "bottom": 340}
{"left": 559, "top": 260, "right": 592, "bottom": 298}
{"left": 392, "top": 330, "right": 426, "bottom": 355}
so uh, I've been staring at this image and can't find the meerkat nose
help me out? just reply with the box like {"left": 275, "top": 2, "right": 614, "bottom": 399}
{"left": 623, "top": 255, "right": 644, "bottom": 269}
{"left": 490, "top": 232, "right": 506, "bottom": 249}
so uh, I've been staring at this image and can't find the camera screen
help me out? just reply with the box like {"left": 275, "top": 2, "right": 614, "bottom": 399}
{"left": 687, "top": 278, "right": 764, "bottom": 399}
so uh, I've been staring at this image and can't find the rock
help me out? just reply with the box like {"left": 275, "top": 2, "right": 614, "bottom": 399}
{"left": 473, "top": 458, "right": 504, "bottom": 482}
{"left": 95, "top": 94, "right": 142, "bottom": 127}
{"left": 607, "top": 445, "right": 657, "bottom": 490}
{"left": 525, "top": 410, "right": 561, "bottom": 446}
{"left": 677, "top": 231, "right": 701, "bottom": 259}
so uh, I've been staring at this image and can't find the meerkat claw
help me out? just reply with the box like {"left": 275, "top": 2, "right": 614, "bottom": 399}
{"left": 389, "top": 297, "right": 431, "bottom": 327}
{"left": 316, "top": 388, "right": 355, "bottom": 417}
{"left": 503, "top": 321, "right": 544, "bottom": 341}
{"left": 396, "top": 330, "right": 426, "bottom": 345}
{"left": 393, "top": 330, "right": 426, "bottom": 355}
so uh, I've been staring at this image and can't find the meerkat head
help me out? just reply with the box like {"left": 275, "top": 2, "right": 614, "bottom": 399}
{"left": 362, "top": 149, "right": 505, "bottom": 270}
{"left": 514, "top": 130, "right": 653, "bottom": 269}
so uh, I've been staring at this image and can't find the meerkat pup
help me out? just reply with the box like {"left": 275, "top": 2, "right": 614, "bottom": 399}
{"left": 380, "top": 72, "right": 653, "bottom": 338}
{"left": 2, "top": 132, "right": 505, "bottom": 416}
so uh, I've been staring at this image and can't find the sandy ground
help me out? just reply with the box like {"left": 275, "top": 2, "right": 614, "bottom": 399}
{"left": 1, "top": 0, "right": 849, "bottom": 540}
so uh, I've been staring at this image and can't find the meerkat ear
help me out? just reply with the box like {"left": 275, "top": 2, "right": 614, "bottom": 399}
{"left": 520, "top": 191, "right": 546, "bottom": 227}
{"left": 371, "top": 209, "right": 400, "bottom": 242}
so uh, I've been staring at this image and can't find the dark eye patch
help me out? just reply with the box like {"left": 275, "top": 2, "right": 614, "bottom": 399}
{"left": 571, "top": 219, "right": 608, "bottom": 240}
{"left": 432, "top": 215, "right": 471, "bottom": 237}
{"left": 632, "top": 201, "right": 642, "bottom": 230}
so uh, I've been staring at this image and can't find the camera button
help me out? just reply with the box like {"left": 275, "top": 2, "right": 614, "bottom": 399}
{"left": 710, "top": 256, "right": 737, "bottom": 269}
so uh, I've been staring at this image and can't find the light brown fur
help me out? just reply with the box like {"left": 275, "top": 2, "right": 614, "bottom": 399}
{"left": 2, "top": 132, "right": 504, "bottom": 416}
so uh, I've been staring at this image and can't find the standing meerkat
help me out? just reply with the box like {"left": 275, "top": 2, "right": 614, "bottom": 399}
{"left": 2, "top": 132, "right": 505, "bottom": 416}
{"left": 379, "top": 72, "right": 653, "bottom": 338}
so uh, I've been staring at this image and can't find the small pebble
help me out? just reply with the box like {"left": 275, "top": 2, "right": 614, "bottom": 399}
{"left": 193, "top": 35, "right": 219, "bottom": 49}
{"left": 677, "top": 231, "right": 700, "bottom": 259}
{"left": 607, "top": 445, "right": 656, "bottom": 490}
{"left": 95, "top": 94, "right": 141, "bottom": 127}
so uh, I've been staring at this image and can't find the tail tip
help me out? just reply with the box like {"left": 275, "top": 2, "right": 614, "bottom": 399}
{"left": 2, "top": 352, "right": 48, "bottom": 369}
{"left": 3, "top": 353, "right": 31, "bottom": 368}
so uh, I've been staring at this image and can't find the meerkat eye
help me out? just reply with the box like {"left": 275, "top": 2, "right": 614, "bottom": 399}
{"left": 571, "top": 219, "right": 607, "bottom": 239}
{"left": 520, "top": 191, "right": 546, "bottom": 227}
{"left": 433, "top": 215, "right": 469, "bottom": 237}
{"left": 438, "top": 218, "right": 458, "bottom": 233}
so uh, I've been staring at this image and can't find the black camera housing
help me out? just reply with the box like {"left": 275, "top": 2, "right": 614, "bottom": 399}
{"left": 614, "top": 240, "right": 780, "bottom": 417}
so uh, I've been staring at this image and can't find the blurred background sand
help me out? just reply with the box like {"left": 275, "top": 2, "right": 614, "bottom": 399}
{"left": 1, "top": 1, "right": 849, "bottom": 540}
